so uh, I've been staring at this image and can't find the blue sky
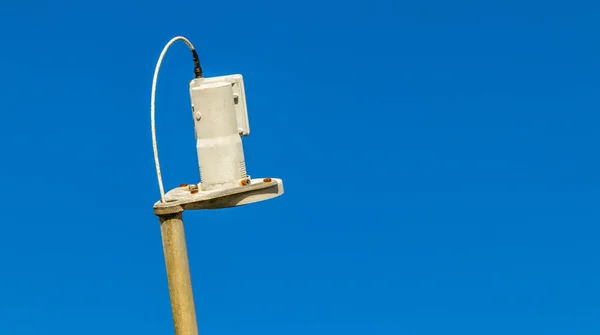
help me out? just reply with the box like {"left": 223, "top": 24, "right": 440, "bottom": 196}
{"left": 0, "top": 0, "right": 599, "bottom": 334}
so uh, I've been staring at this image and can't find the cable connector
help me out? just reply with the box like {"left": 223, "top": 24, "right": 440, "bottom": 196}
{"left": 191, "top": 49, "right": 203, "bottom": 78}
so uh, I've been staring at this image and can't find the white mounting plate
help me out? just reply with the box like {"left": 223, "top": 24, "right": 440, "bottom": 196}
{"left": 200, "top": 74, "right": 250, "bottom": 137}
{"left": 154, "top": 178, "right": 283, "bottom": 213}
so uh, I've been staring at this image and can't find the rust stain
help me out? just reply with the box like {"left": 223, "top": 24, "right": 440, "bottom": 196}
{"left": 263, "top": 178, "right": 272, "bottom": 183}
{"left": 240, "top": 179, "right": 248, "bottom": 186}
{"left": 188, "top": 185, "right": 199, "bottom": 194}
{"left": 180, "top": 184, "right": 188, "bottom": 188}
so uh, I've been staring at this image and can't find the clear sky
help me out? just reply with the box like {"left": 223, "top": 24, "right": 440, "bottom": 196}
{"left": 1, "top": 0, "right": 599, "bottom": 334}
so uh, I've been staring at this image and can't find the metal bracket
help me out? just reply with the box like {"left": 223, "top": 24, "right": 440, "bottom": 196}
{"left": 153, "top": 178, "right": 284, "bottom": 216}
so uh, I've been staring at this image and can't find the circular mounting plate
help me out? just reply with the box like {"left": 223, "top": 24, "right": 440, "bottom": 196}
{"left": 153, "top": 178, "right": 283, "bottom": 215}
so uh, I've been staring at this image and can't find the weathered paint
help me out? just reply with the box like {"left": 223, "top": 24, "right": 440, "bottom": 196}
{"left": 159, "top": 213, "right": 198, "bottom": 335}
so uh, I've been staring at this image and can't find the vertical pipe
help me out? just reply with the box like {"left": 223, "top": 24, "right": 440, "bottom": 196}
{"left": 159, "top": 212, "right": 199, "bottom": 335}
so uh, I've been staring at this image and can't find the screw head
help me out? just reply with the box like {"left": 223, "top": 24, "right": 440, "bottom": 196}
{"left": 188, "top": 184, "right": 199, "bottom": 194}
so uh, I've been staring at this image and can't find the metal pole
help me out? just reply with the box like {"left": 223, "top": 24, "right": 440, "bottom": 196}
{"left": 159, "top": 212, "right": 199, "bottom": 335}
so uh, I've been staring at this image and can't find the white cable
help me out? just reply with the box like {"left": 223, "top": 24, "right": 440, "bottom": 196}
{"left": 151, "top": 36, "right": 196, "bottom": 203}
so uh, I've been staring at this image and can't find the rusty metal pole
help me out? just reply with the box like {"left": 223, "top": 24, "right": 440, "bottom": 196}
{"left": 158, "top": 211, "right": 199, "bottom": 335}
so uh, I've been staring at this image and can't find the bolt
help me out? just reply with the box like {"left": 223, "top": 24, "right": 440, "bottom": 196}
{"left": 188, "top": 184, "right": 199, "bottom": 194}
{"left": 240, "top": 179, "right": 250, "bottom": 186}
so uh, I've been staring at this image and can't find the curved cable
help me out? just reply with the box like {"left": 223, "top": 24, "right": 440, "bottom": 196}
{"left": 151, "top": 36, "right": 201, "bottom": 202}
